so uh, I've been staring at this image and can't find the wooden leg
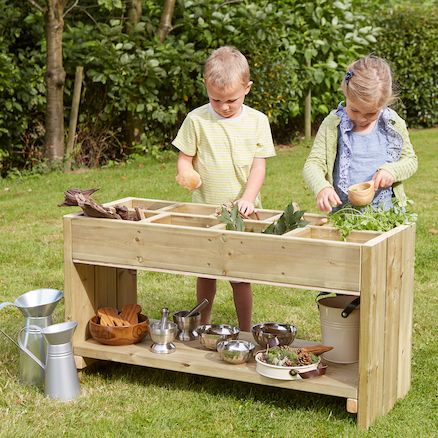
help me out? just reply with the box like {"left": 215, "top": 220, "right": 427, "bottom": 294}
{"left": 346, "top": 398, "right": 358, "bottom": 414}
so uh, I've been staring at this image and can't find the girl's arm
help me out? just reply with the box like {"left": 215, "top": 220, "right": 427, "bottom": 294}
{"left": 378, "top": 120, "right": 418, "bottom": 182}
{"left": 237, "top": 157, "right": 266, "bottom": 216}
{"left": 303, "top": 120, "right": 333, "bottom": 196}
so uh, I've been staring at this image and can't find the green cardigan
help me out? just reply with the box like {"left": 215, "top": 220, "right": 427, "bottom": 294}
{"left": 303, "top": 109, "right": 418, "bottom": 207}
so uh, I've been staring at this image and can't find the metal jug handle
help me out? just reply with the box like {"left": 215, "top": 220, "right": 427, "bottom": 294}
{"left": 0, "top": 302, "right": 15, "bottom": 311}
{"left": 17, "top": 325, "right": 45, "bottom": 370}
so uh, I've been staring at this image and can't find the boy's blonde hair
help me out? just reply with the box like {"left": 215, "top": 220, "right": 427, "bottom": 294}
{"left": 341, "top": 55, "right": 396, "bottom": 108}
{"left": 204, "top": 46, "right": 250, "bottom": 88}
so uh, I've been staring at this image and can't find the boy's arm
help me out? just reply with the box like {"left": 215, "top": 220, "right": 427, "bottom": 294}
{"left": 176, "top": 152, "right": 201, "bottom": 190}
{"left": 237, "top": 157, "right": 266, "bottom": 216}
{"left": 177, "top": 151, "right": 194, "bottom": 174}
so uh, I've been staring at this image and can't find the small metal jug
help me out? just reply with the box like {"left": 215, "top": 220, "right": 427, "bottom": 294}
{"left": 18, "top": 321, "right": 81, "bottom": 401}
{"left": 0, "top": 288, "right": 63, "bottom": 386}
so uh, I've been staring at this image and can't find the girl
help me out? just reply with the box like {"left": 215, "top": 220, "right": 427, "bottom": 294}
{"left": 303, "top": 55, "right": 418, "bottom": 212}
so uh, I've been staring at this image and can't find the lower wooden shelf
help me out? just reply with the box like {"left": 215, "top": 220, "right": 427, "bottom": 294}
{"left": 74, "top": 333, "right": 358, "bottom": 400}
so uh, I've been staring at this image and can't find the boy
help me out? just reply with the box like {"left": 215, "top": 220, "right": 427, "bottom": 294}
{"left": 173, "top": 46, "right": 276, "bottom": 331}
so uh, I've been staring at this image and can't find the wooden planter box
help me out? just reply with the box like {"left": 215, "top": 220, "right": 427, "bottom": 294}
{"left": 63, "top": 198, "right": 415, "bottom": 430}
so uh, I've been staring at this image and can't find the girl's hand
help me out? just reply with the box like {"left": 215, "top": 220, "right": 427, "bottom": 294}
{"left": 373, "top": 169, "right": 395, "bottom": 189}
{"left": 236, "top": 199, "right": 255, "bottom": 217}
{"left": 316, "top": 187, "right": 342, "bottom": 212}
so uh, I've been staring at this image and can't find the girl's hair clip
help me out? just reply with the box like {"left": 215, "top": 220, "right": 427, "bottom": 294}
{"left": 345, "top": 70, "right": 354, "bottom": 85}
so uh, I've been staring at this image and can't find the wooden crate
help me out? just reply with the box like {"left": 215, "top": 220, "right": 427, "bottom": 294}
{"left": 63, "top": 198, "right": 415, "bottom": 430}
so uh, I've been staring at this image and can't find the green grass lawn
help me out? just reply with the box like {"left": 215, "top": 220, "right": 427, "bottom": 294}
{"left": 0, "top": 128, "right": 436, "bottom": 437}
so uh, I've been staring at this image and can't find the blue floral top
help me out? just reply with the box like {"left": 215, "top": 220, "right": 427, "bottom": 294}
{"left": 333, "top": 103, "right": 404, "bottom": 209}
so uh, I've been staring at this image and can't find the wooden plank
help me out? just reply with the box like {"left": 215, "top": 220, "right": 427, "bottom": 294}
{"left": 74, "top": 334, "right": 358, "bottom": 399}
{"left": 357, "top": 238, "right": 387, "bottom": 430}
{"left": 70, "top": 219, "right": 361, "bottom": 292}
{"left": 95, "top": 265, "right": 118, "bottom": 309}
{"left": 397, "top": 224, "right": 415, "bottom": 398}
{"left": 116, "top": 268, "right": 137, "bottom": 309}
{"left": 68, "top": 263, "right": 95, "bottom": 345}
{"left": 382, "top": 228, "right": 404, "bottom": 414}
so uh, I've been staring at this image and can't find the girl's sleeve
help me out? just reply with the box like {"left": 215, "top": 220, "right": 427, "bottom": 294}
{"left": 172, "top": 116, "right": 197, "bottom": 157}
{"left": 379, "top": 119, "right": 418, "bottom": 182}
{"left": 303, "top": 119, "right": 332, "bottom": 196}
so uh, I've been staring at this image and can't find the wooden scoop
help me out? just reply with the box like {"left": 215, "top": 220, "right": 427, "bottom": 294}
{"left": 97, "top": 307, "right": 128, "bottom": 327}
{"left": 119, "top": 304, "right": 142, "bottom": 325}
{"left": 300, "top": 345, "right": 334, "bottom": 356}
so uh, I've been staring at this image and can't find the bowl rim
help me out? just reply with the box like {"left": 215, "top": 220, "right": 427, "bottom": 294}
{"left": 216, "top": 339, "right": 256, "bottom": 352}
{"left": 196, "top": 323, "right": 240, "bottom": 336}
{"left": 89, "top": 313, "right": 149, "bottom": 327}
{"left": 252, "top": 322, "right": 297, "bottom": 334}
{"left": 255, "top": 350, "right": 320, "bottom": 371}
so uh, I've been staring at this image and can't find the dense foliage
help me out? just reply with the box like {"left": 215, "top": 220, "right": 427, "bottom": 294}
{"left": 375, "top": 3, "right": 438, "bottom": 128}
{"left": 0, "top": 0, "right": 436, "bottom": 175}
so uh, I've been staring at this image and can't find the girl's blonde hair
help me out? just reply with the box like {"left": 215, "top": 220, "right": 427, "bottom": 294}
{"left": 341, "top": 55, "right": 396, "bottom": 108}
{"left": 204, "top": 46, "right": 250, "bottom": 88}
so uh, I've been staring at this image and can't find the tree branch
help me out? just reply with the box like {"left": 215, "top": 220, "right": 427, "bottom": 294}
{"left": 27, "top": 0, "right": 44, "bottom": 12}
{"left": 64, "top": 0, "right": 79, "bottom": 17}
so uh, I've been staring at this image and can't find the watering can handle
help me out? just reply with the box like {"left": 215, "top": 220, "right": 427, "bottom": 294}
{"left": 17, "top": 325, "right": 45, "bottom": 370}
{"left": 0, "top": 302, "right": 15, "bottom": 311}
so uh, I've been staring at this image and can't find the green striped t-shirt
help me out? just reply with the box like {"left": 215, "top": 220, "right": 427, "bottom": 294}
{"left": 173, "top": 104, "right": 276, "bottom": 207}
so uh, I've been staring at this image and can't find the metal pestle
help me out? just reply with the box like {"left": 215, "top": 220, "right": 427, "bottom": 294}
{"left": 159, "top": 307, "right": 169, "bottom": 331}
{"left": 186, "top": 299, "right": 209, "bottom": 317}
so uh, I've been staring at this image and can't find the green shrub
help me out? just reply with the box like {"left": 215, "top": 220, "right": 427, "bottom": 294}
{"left": 375, "top": 4, "right": 438, "bottom": 128}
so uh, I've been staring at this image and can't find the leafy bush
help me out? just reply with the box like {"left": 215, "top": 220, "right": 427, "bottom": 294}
{"left": 375, "top": 4, "right": 438, "bottom": 128}
{"left": 2, "top": 0, "right": 436, "bottom": 173}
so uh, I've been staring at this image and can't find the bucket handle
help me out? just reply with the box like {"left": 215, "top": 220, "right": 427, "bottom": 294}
{"left": 0, "top": 302, "right": 15, "bottom": 312}
{"left": 341, "top": 297, "right": 360, "bottom": 318}
{"left": 316, "top": 293, "right": 360, "bottom": 318}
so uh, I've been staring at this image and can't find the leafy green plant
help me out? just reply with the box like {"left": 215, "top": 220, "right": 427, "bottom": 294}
{"left": 218, "top": 201, "right": 308, "bottom": 235}
{"left": 263, "top": 203, "right": 308, "bottom": 235}
{"left": 329, "top": 203, "right": 417, "bottom": 240}
{"left": 218, "top": 203, "right": 245, "bottom": 231}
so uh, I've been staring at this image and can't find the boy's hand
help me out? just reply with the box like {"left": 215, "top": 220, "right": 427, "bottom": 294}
{"left": 236, "top": 199, "right": 255, "bottom": 217}
{"left": 316, "top": 187, "right": 342, "bottom": 212}
{"left": 175, "top": 169, "right": 202, "bottom": 191}
{"left": 373, "top": 169, "right": 395, "bottom": 189}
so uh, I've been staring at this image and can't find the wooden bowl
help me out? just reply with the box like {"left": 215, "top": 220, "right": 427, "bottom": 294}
{"left": 347, "top": 180, "right": 375, "bottom": 206}
{"left": 89, "top": 314, "right": 149, "bottom": 346}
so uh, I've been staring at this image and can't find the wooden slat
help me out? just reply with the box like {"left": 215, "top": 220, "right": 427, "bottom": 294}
{"left": 382, "top": 228, "right": 404, "bottom": 414}
{"left": 74, "top": 334, "right": 358, "bottom": 399}
{"left": 70, "top": 219, "right": 361, "bottom": 292}
{"left": 95, "top": 265, "right": 117, "bottom": 309}
{"left": 357, "top": 238, "right": 387, "bottom": 429}
{"left": 116, "top": 268, "right": 137, "bottom": 309}
{"left": 397, "top": 225, "right": 416, "bottom": 398}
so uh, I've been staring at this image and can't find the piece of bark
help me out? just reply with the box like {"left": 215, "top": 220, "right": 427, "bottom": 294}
{"left": 58, "top": 188, "right": 99, "bottom": 206}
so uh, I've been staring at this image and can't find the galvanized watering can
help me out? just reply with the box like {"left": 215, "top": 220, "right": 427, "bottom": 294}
{"left": 0, "top": 288, "right": 63, "bottom": 386}
{"left": 17, "top": 321, "right": 81, "bottom": 401}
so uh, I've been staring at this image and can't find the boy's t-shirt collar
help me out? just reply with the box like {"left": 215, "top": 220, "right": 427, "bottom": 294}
{"left": 208, "top": 103, "right": 247, "bottom": 121}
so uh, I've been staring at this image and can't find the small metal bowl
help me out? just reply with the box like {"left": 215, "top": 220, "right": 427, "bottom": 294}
{"left": 196, "top": 324, "right": 240, "bottom": 350}
{"left": 252, "top": 322, "right": 297, "bottom": 348}
{"left": 216, "top": 340, "right": 256, "bottom": 364}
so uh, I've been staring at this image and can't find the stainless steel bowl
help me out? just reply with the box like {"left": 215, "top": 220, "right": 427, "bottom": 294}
{"left": 216, "top": 340, "right": 255, "bottom": 364}
{"left": 196, "top": 324, "right": 240, "bottom": 350}
{"left": 252, "top": 322, "right": 297, "bottom": 348}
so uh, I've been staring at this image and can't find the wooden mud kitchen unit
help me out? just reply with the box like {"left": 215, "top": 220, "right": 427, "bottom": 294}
{"left": 63, "top": 197, "right": 415, "bottom": 430}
